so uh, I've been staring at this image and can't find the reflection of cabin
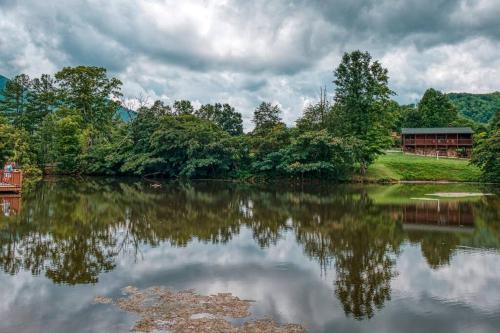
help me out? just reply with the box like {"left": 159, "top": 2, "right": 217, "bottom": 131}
{"left": 401, "top": 127, "right": 474, "bottom": 158}
{"left": 0, "top": 194, "right": 21, "bottom": 216}
{"left": 0, "top": 169, "right": 22, "bottom": 193}
{"left": 401, "top": 201, "right": 474, "bottom": 233}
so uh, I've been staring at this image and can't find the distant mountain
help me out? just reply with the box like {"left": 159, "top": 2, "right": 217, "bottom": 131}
{"left": 118, "top": 106, "right": 136, "bottom": 121}
{"left": 0, "top": 74, "right": 136, "bottom": 121}
{"left": 448, "top": 92, "right": 500, "bottom": 124}
{"left": 0, "top": 75, "right": 8, "bottom": 101}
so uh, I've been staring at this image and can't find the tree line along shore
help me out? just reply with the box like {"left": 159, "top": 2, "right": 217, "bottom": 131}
{"left": 0, "top": 51, "right": 498, "bottom": 183}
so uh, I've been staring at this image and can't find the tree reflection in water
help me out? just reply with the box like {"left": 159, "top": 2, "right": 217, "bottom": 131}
{"left": 0, "top": 179, "right": 498, "bottom": 319}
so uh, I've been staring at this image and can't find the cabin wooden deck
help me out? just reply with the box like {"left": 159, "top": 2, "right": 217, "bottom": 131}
{"left": 0, "top": 170, "right": 22, "bottom": 193}
{"left": 401, "top": 127, "right": 474, "bottom": 158}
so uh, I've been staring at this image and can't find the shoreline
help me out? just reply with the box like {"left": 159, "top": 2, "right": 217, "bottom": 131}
{"left": 30, "top": 174, "right": 499, "bottom": 186}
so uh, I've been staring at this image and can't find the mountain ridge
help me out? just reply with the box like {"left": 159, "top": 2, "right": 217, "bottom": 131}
{"left": 447, "top": 91, "right": 500, "bottom": 124}
{"left": 0, "top": 75, "right": 8, "bottom": 100}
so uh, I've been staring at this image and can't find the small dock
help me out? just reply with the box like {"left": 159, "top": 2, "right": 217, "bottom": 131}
{"left": 0, "top": 170, "right": 23, "bottom": 193}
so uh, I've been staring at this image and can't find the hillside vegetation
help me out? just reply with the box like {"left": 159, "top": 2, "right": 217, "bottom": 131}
{"left": 0, "top": 51, "right": 497, "bottom": 182}
{"left": 448, "top": 92, "right": 500, "bottom": 124}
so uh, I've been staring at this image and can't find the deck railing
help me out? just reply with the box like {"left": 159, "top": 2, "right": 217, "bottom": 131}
{"left": 404, "top": 139, "right": 473, "bottom": 146}
{"left": 0, "top": 170, "right": 23, "bottom": 188}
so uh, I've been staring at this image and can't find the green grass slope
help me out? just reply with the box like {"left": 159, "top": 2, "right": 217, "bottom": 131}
{"left": 365, "top": 152, "right": 482, "bottom": 182}
{"left": 448, "top": 92, "right": 500, "bottom": 124}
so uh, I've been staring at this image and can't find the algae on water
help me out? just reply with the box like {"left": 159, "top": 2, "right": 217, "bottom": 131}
{"left": 94, "top": 286, "right": 305, "bottom": 333}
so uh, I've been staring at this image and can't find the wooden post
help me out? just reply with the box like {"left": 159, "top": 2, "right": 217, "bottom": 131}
{"left": 435, "top": 134, "right": 437, "bottom": 158}
{"left": 18, "top": 170, "right": 23, "bottom": 189}
{"left": 402, "top": 133, "right": 405, "bottom": 154}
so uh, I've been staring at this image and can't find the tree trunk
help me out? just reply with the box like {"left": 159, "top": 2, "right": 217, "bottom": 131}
{"left": 360, "top": 162, "right": 367, "bottom": 176}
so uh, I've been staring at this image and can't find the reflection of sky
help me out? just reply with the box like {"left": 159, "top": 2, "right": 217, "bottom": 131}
{"left": 394, "top": 244, "right": 500, "bottom": 312}
{"left": 1, "top": 228, "right": 500, "bottom": 332}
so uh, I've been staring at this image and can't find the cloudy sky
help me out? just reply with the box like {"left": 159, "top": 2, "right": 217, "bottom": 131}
{"left": 1, "top": 0, "right": 500, "bottom": 129}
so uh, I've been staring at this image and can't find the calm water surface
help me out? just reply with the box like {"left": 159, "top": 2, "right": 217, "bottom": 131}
{"left": 0, "top": 179, "right": 499, "bottom": 332}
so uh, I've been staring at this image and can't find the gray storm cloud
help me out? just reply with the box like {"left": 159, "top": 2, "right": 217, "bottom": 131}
{"left": 1, "top": 0, "right": 499, "bottom": 129}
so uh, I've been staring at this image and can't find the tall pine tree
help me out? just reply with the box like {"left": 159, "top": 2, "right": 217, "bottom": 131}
{"left": 0, "top": 74, "right": 31, "bottom": 129}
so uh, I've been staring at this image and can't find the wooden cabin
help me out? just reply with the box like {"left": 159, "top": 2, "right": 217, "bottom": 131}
{"left": 401, "top": 127, "right": 474, "bottom": 158}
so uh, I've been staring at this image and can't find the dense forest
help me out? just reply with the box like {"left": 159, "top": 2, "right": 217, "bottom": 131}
{"left": 0, "top": 51, "right": 498, "bottom": 182}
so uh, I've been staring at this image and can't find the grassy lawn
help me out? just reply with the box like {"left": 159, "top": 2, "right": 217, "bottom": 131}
{"left": 365, "top": 152, "right": 482, "bottom": 182}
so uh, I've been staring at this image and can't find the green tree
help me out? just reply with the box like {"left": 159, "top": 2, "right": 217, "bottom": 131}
{"left": 278, "top": 130, "right": 356, "bottom": 180}
{"left": 0, "top": 116, "right": 40, "bottom": 174}
{"left": 471, "top": 110, "right": 500, "bottom": 182}
{"left": 55, "top": 66, "right": 122, "bottom": 130}
{"left": 12, "top": 129, "right": 40, "bottom": 175}
{"left": 250, "top": 124, "right": 290, "bottom": 169}
{"left": 399, "top": 104, "right": 423, "bottom": 128}
{"left": 0, "top": 119, "right": 16, "bottom": 166}
{"left": 0, "top": 74, "right": 31, "bottom": 129}
{"left": 173, "top": 100, "right": 194, "bottom": 115}
{"left": 26, "top": 74, "right": 57, "bottom": 132}
{"left": 252, "top": 102, "right": 283, "bottom": 135}
{"left": 115, "top": 101, "right": 172, "bottom": 176}
{"left": 129, "top": 102, "right": 167, "bottom": 153}
{"left": 146, "top": 100, "right": 172, "bottom": 116}
{"left": 418, "top": 88, "right": 457, "bottom": 127}
{"left": 79, "top": 123, "right": 128, "bottom": 175}
{"left": 386, "top": 101, "right": 412, "bottom": 131}
{"left": 296, "top": 87, "right": 330, "bottom": 132}
{"left": 35, "top": 112, "right": 58, "bottom": 168}
{"left": 332, "top": 50, "right": 393, "bottom": 174}
{"left": 150, "top": 115, "right": 240, "bottom": 178}
{"left": 195, "top": 103, "right": 243, "bottom": 135}
{"left": 52, "top": 108, "right": 84, "bottom": 174}
{"left": 121, "top": 114, "right": 241, "bottom": 178}
{"left": 450, "top": 116, "right": 480, "bottom": 131}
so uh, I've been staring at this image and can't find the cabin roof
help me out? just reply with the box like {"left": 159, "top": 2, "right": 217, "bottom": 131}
{"left": 401, "top": 127, "right": 474, "bottom": 134}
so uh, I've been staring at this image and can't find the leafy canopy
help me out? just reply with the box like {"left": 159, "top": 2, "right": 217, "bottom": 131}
{"left": 332, "top": 50, "right": 393, "bottom": 173}
{"left": 252, "top": 102, "right": 283, "bottom": 135}
{"left": 417, "top": 88, "right": 457, "bottom": 127}
{"left": 471, "top": 110, "right": 500, "bottom": 182}
{"left": 195, "top": 103, "right": 243, "bottom": 135}
{"left": 55, "top": 66, "right": 122, "bottom": 130}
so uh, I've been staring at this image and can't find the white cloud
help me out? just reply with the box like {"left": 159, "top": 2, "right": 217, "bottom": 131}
{"left": 1, "top": 0, "right": 500, "bottom": 129}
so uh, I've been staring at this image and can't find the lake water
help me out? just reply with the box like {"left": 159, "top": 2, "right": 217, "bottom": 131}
{"left": 0, "top": 178, "right": 499, "bottom": 332}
